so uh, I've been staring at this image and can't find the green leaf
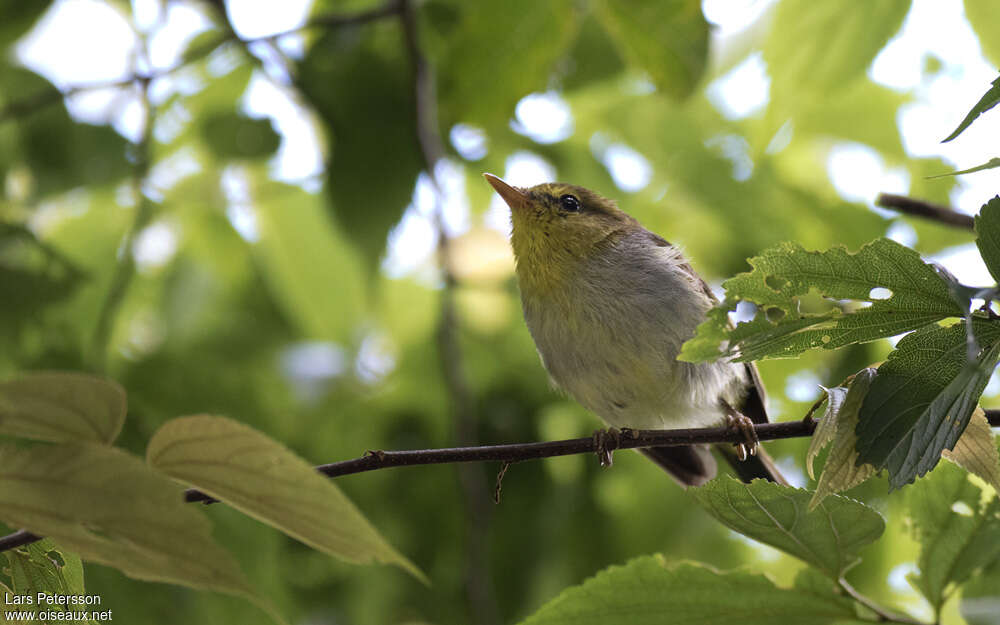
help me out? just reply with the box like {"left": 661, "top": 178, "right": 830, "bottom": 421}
{"left": 856, "top": 320, "right": 1000, "bottom": 489}
{"left": 975, "top": 196, "right": 1000, "bottom": 284}
{"left": 200, "top": 111, "right": 280, "bottom": 160}
{"left": 0, "top": 443, "right": 276, "bottom": 620}
{"left": 928, "top": 158, "right": 1000, "bottom": 178}
{"left": 679, "top": 238, "right": 963, "bottom": 362}
{"left": 810, "top": 369, "right": 878, "bottom": 509}
{"left": 943, "top": 73, "right": 1000, "bottom": 142}
{"left": 764, "top": 0, "right": 909, "bottom": 101}
{"left": 0, "top": 372, "right": 125, "bottom": 444}
{"left": 805, "top": 386, "right": 848, "bottom": 479}
{"left": 691, "top": 476, "right": 884, "bottom": 578}
{"left": 298, "top": 25, "right": 423, "bottom": 264}
{"left": 518, "top": 557, "right": 868, "bottom": 625}
{"left": 594, "top": 0, "right": 708, "bottom": 100}
{"left": 4, "top": 538, "right": 89, "bottom": 621}
{"left": 905, "top": 458, "right": 1000, "bottom": 612}
{"left": 965, "top": 0, "right": 1000, "bottom": 69}
{"left": 942, "top": 407, "right": 1000, "bottom": 494}
{"left": 961, "top": 560, "right": 1000, "bottom": 625}
{"left": 147, "top": 415, "right": 425, "bottom": 583}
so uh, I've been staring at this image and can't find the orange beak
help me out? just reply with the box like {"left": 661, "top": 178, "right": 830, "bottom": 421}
{"left": 483, "top": 173, "right": 528, "bottom": 210}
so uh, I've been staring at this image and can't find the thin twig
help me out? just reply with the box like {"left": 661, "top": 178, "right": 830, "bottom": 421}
{"left": 876, "top": 193, "right": 975, "bottom": 230}
{"left": 3, "top": 413, "right": 1000, "bottom": 553}
{"left": 839, "top": 577, "right": 927, "bottom": 625}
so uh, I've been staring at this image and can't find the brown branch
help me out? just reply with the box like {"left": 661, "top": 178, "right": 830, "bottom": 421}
{"left": 3, "top": 412, "right": 1000, "bottom": 554}
{"left": 876, "top": 193, "right": 975, "bottom": 230}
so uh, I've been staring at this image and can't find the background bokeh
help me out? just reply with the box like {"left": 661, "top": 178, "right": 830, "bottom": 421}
{"left": 3, "top": 0, "right": 1000, "bottom": 623}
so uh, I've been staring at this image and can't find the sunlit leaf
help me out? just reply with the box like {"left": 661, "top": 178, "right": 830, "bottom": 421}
{"left": 805, "top": 385, "right": 848, "bottom": 479}
{"left": 594, "top": 0, "right": 708, "bottom": 100}
{"left": 147, "top": 415, "right": 425, "bottom": 582}
{"left": 0, "top": 371, "right": 125, "bottom": 444}
{"left": 905, "top": 459, "right": 1000, "bottom": 611}
{"left": 519, "top": 556, "right": 868, "bottom": 625}
{"left": 943, "top": 75, "right": 1000, "bottom": 142}
{"left": 692, "top": 477, "right": 884, "bottom": 578}
{"left": 856, "top": 320, "right": 1000, "bottom": 489}
{"left": 0, "top": 443, "right": 274, "bottom": 619}
{"left": 964, "top": 0, "right": 1000, "bottom": 69}
{"left": 942, "top": 407, "right": 1000, "bottom": 493}
{"left": 680, "top": 238, "right": 963, "bottom": 362}
{"left": 810, "top": 369, "right": 878, "bottom": 508}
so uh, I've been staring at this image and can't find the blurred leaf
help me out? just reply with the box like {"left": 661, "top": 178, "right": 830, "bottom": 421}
{"left": 943, "top": 75, "right": 1000, "bottom": 142}
{"left": 557, "top": 15, "right": 626, "bottom": 92}
{"left": 0, "top": 0, "right": 51, "bottom": 46}
{"left": 905, "top": 458, "right": 1000, "bottom": 612}
{"left": 805, "top": 385, "right": 848, "bottom": 479}
{"left": 962, "top": 559, "right": 1000, "bottom": 625}
{"left": 4, "top": 538, "right": 89, "bottom": 621}
{"left": 0, "top": 443, "right": 275, "bottom": 619}
{"left": 252, "top": 180, "right": 366, "bottom": 342}
{"left": 431, "top": 0, "right": 578, "bottom": 129}
{"left": 692, "top": 477, "right": 884, "bottom": 578}
{"left": 810, "top": 369, "right": 878, "bottom": 508}
{"left": 856, "top": 320, "right": 1000, "bottom": 489}
{"left": 976, "top": 196, "right": 1000, "bottom": 283}
{"left": 964, "top": 0, "right": 1000, "bottom": 69}
{"left": 679, "top": 238, "right": 963, "bottom": 362}
{"left": 200, "top": 112, "right": 280, "bottom": 160}
{"left": 519, "top": 556, "right": 867, "bottom": 625}
{"left": 298, "top": 25, "right": 422, "bottom": 264}
{"left": 942, "top": 407, "right": 1000, "bottom": 493}
{"left": 148, "top": 415, "right": 425, "bottom": 582}
{"left": 594, "top": 0, "right": 708, "bottom": 100}
{"left": 928, "top": 157, "right": 1000, "bottom": 178}
{"left": 0, "top": 371, "right": 125, "bottom": 444}
{"left": 764, "top": 1, "right": 909, "bottom": 104}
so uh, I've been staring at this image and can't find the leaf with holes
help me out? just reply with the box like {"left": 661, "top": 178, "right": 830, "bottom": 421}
{"left": 691, "top": 476, "right": 884, "bottom": 578}
{"left": 856, "top": 320, "right": 1000, "bottom": 489}
{"left": 679, "top": 238, "right": 964, "bottom": 362}
{"left": 0, "top": 372, "right": 126, "bottom": 445}
{"left": 4, "top": 538, "right": 88, "bottom": 620}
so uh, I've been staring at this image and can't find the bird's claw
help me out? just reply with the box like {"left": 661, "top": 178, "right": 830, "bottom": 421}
{"left": 722, "top": 404, "right": 759, "bottom": 461}
{"left": 593, "top": 427, "right": 622, "bottom": 467}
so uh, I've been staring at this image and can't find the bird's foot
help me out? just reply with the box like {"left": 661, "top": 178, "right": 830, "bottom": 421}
{"left": 722, "top": 402, "right": 759, "bottom": 461}
{"left": 592, "top": 427, "right": 622, "bottom": 467}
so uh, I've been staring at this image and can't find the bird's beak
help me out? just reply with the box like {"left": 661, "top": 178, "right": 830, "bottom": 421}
{"left": 483, "top": 173, "right": 527, "bottom": 211}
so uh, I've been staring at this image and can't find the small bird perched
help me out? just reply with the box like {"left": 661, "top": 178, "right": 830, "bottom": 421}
{"left": 484, "top": 173, "right": 785, "bottom": 486}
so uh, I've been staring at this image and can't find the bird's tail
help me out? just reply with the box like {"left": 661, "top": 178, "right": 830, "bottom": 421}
{"left": 640, "top": 444, "right": 787, "bottom": 487}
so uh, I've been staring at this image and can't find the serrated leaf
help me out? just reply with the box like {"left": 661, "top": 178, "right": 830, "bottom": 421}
{"left": 147, "top": 415, "right": 424, "bottom": 582}
{"left": 518, "top": 556, "right": 868, "bottom": 625}
{"left": 943, "top": 74, "right": 1000, "bottom": 142}
{"left": 906, "top": 459, "right": 1000, "bottom": 611}
{"left": 810, "top": 369, "right": 878, "bottom": 509}
{"left": 856, "top": 320, "right": 1000, "bottom": 489}
{"left": 806, "top": 386, "right": 849, "bottom": 479}
{"left": 5, "top": 538, "right": 89, "bottom": 622}
{"left": 594, "top": 0, "right": 708, "bottom": 100}
{"left": 691, "top": 476, "right": 884, "bottom": 578}
{"left": 0, "top": 372, "right": 125, "bottom": 444}
{"left": 943, "top": 407, "right": 1000, "bottom": 493}
{"left": 929, "top": 158, "right": 1000, "bottom": 178}
{"left": 0, "top": 443, "right": 275, "bottom": 620}
{"left": 680, "top": 238, "right": 963, "bottom": 362}
{"left": 976, "top": 196, "right": 1000, "bottom": 284}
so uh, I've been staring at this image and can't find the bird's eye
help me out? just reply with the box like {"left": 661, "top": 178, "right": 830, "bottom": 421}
{"left": 559, "top": 194, "right": 581, "bottom": 212}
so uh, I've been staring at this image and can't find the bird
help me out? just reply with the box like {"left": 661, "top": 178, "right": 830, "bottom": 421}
{"left": 484, "top": 173, "right": 785, "bottom": 486}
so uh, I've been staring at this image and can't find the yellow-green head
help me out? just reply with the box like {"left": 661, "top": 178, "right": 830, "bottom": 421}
{"left": 483, "top": 173, "right": 638, "bottom": 293}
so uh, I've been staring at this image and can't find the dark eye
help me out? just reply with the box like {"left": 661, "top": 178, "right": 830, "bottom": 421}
{"left": 559, "top": 194, "right": 581, "bottom": 212}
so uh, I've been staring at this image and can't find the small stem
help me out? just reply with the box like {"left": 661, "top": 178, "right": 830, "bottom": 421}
{"left": 839, "top": 578, "right": 927, "bottom": 625}
{"left": 876, "top": 193, "right": 974, "bottom": 230}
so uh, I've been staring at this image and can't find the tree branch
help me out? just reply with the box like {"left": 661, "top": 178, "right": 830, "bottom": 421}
{"left": 838, "top": 578, "right": 927, "bottom": 625}
{"left": 2, "top": 412, "right": 1000, "bottom": 554}
{"left": 876, "top": 193, "right": 975, "bottom": 230}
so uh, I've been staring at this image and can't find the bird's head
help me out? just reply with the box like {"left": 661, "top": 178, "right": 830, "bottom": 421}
{"left": 484, "top": 173, "right": 637, "bottom": 292}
